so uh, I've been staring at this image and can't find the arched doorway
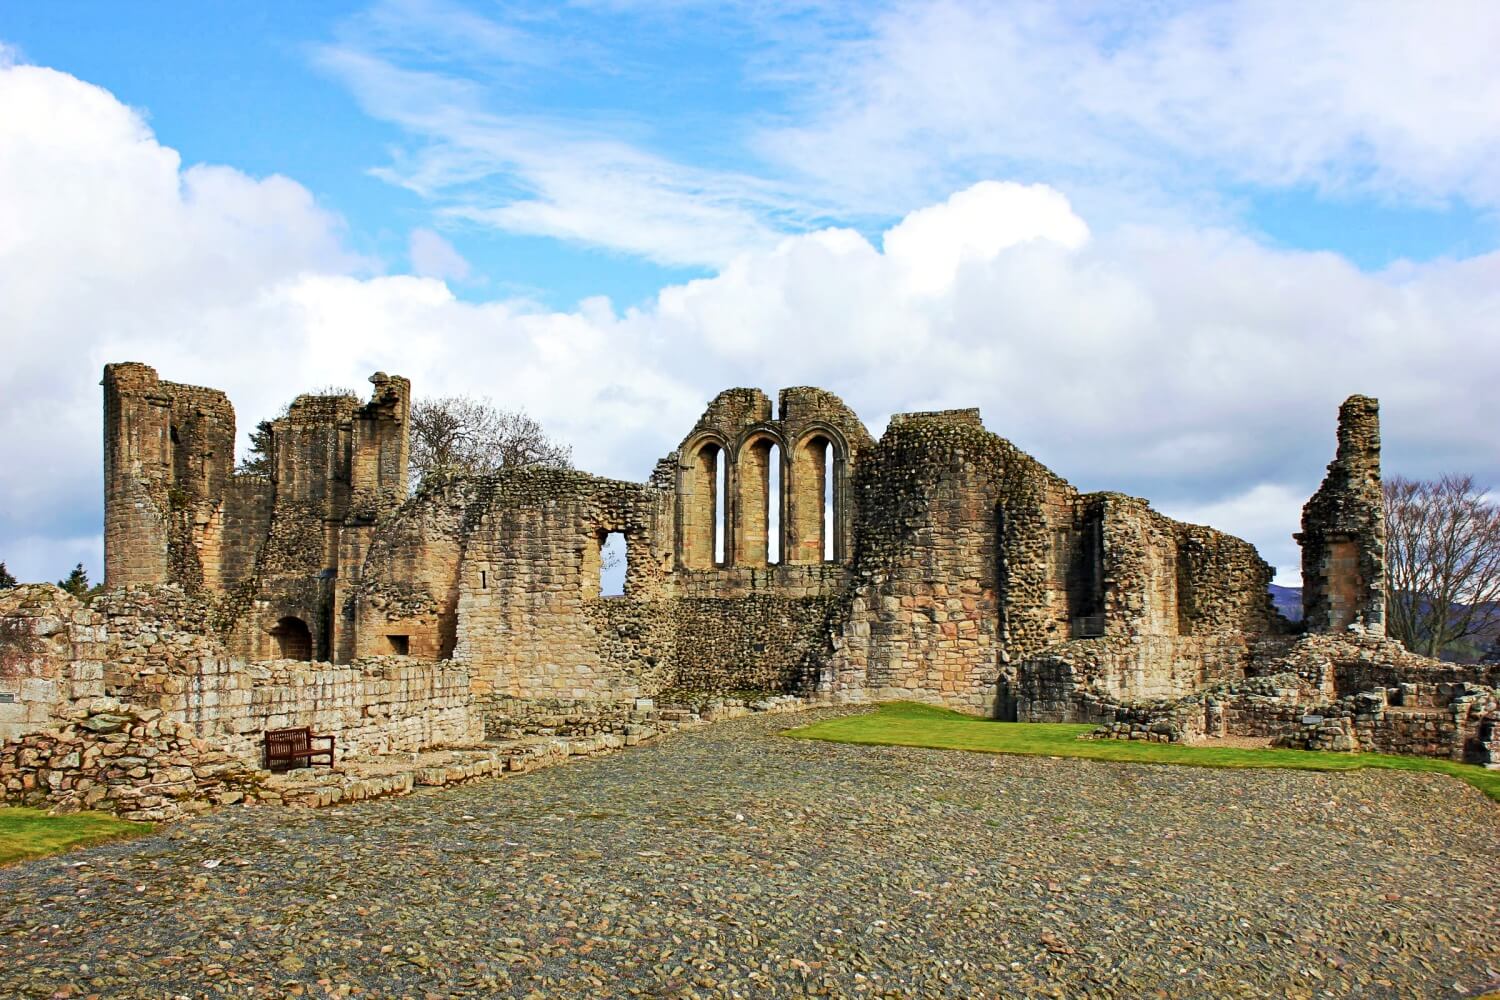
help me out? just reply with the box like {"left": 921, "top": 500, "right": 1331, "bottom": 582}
{"left": 270, "top": 616, "right": 313, "bottom": 661}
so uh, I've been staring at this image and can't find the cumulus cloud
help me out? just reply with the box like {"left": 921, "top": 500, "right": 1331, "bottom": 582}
{"left": 882, "top": 182, "right": 1090, "bottom": 295}
{"left": 2, "top": 60, "right": 1498, "bottom": 589}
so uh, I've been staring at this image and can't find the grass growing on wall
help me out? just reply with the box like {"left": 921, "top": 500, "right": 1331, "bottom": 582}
{"left": 785, "top": 702, "right": 1500, "bottom": 803}
{"left": 0, "top": 807, "right": 152, "bottom": 866}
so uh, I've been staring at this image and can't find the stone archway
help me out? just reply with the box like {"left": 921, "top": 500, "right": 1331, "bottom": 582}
{"left": 270, "top": 616, "right": 312, "bottom": 661}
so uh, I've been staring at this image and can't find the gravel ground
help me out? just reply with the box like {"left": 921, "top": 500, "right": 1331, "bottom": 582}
{"left": 2, "top": 708, "right": 1497, "bottom": 999}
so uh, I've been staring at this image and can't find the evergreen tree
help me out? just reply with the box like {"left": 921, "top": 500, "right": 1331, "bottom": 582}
{"left": 237, "top": 420, "right": 276, "bottom": 475}
{"left": 0, "top": 562, "right": 16, "bottom": 588}
{"left": 57, "top": 563, "right": 93, "bottom": 600}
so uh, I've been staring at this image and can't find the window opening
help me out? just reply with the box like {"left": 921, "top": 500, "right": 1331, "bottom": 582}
{"left": 600, "top": 532, "right": 627, "bottom": 597}
{"left": 270, "top": 616, "right": 312, "bottom": 661}
{"left": 768, "top": 443, "right": 782, "bottom": 564}
{"left": 714, "top": 448, "right": 726, "bottom": 565}
{"left": 824, "top": 442, "right": 835, "bottom": 561}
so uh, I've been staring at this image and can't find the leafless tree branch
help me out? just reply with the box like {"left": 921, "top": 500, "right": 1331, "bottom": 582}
{"left": 1383, "top": 474, "right": 1500, "bottom": 658}
{"left": 409, "top": 395, "right": 572, "bottom": 487}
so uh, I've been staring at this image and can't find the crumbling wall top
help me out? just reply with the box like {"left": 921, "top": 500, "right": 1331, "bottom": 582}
{"left": 888, "top": 407, "right": 983, "bottom": 430}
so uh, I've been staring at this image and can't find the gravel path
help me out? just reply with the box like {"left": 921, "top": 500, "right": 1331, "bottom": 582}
{"left": 2, "top": 708, "right": 1497, "bottom": 999}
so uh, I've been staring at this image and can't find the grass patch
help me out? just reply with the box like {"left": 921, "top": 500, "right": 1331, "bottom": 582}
{"left": 0, "top": 807, "right": 152, "bottom": 866}
{"left": 785, "top": 702, "right": 1500, "bottom": 803}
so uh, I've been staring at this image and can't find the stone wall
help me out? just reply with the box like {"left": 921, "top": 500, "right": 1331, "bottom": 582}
{"left": 667, "top": 595, "right": 838, "bottom": 695}
{"left": 102, "top": 362, "right": 412, "bottom": 668}
{"left": 1010, "top": 635, "right": 1255, "bottom": 722}
{"left": 823, "top": 411, "right": 1075, "bottom": 713}
{"left": 0, "top": 586, "right": 107, "bottom": 742}
{"left": 1297, "top": 395, "right": 1385, "bottom": 634}
{"left": 1080, "top": 635, "right": 1500, "bottom": 766}
{"left": 1244, "top": 632, "right": 1500, "bottom": 700}
{"left": 0, "top": 700, "right": 263, "bottom": 821}
{"left": 1, "top": 585, "right": 482, "bottom": 818}
{"left": 97, "top": 364, "right": 1381, "bottom": 728}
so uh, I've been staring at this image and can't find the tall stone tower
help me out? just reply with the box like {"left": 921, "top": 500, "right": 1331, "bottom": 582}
{"left": 1297, "top": 395, "right": 1385, "bottom": 634}
{"left": 103, "top": 363, "right": 235, "bottom": 590}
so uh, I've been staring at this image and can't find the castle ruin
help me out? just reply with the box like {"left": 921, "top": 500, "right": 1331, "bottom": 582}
{"left": 99, "top": 363, "right": 1307, "bottom": 717}
{"left": 1, "top": 365, "right": 1495, "bottom": 819}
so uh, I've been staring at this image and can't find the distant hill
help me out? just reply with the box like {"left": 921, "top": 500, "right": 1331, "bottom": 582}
{"left": 1265, "top": 584, "right": 1499, "bottom": 663}
{"left": 1268, "top": 584, "right": 1303, "bottom": 622}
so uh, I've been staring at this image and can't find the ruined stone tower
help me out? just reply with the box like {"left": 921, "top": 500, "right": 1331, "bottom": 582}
{"left": 103, "top": 362, "right": 236, "bottom": 590}
{"left": 1297, "top": 394, "right": 1385, "bottom": 635}
{"left": 103, "top": 362, "right": 410, "bottom": 661}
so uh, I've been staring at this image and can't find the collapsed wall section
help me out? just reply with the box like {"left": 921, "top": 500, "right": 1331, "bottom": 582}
{"left": 1006, "top": 495, "right": 1280, "bottom": 721}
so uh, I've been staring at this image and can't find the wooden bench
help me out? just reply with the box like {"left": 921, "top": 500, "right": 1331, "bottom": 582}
{"left": 263, "top": 727, "right": 335, "bottom": 772}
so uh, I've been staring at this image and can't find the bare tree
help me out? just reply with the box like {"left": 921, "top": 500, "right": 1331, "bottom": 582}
{"left": 409, "top": 395, "right": 572, "bottom": 487}
{"left": 1383, "top": 474, "right": 1500, "bottom": 658}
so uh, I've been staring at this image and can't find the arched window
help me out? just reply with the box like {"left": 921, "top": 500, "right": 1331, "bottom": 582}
{"left": 600, "top": 531, "right": 627, "bottom": 597}
{"left": 768, "top": 443, "right": 782, "bottom": 564}
{"left": 735, "top": 436, "right": 783, "bottom": 566}
{"left": 715, "top": 448, "right": 726, "bottom": 565}
{"left": 680, "top": 441, "right": 723, "bottom": 570}
{"left": 270, "top": 616, "right": 312, "bottom": 661}
{"left": 824, "top": 442, "right": 835, "bottom": 562}
{"left": 790, "top": 434, "right": 837, "bottom": 564}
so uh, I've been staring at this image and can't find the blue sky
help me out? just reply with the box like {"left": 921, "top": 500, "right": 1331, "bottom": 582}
{"left": 1, "top": 0, "right": 1498, "bottom": 586}
{"left": 10, "top": 2, "right": 1493, "bottom": 303}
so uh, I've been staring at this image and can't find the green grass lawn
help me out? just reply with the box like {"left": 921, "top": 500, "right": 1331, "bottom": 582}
{"left": 785, "top": 702, "right": 1500, "bottom": 803}
{"left": 0, "top": 807, "right": 152, "bottom": 866}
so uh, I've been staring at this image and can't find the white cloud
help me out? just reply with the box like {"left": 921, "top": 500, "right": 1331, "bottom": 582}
{"left": 408, "top": 228, "right": 471, "bottom": 282}
{"left": 758, "top": 0, "right": 1500, "bottom": 217}
{"left": 308, "top": 0, "right": 1500, "bottom": 277}
{"left": 882, "top": 181, "right": 1090, "bottom": 295}
{"left": 2, "top": 60, "right": 1498, "bottom": 597}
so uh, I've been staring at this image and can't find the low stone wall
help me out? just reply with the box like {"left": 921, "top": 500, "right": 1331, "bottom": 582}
{"left": 1259, "top": 686, "right": 1499, "bottom": 760}
{"left": 1082, "top": 696, "right": 1209, "bottom": 744}
{"left": 175, "top": 655, "right": 481, "bottom": 762}
{"left": 1011, "top": 634, "right": 1251, "bottom": 722}
{"left": 1085, "top": 667, "right": 1500, "bottom": 767}
{"left": 1247, "top": 631, "right": 1500, "bottom": 700}
{"left": 0, "top": 699, "right": 263, "bottom": 821}
{"left": 474, "top": 692, "right": 806, "bottom": 741}
{"left": 1, "top": 585, "right": 485, "bottom": 818}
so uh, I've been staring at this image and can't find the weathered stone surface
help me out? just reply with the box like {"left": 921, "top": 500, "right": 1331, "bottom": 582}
{"left": 1, "top": 711, "right": 1496, "bottom": 997}
{"left": 1297, "top": 395, "right": 1385, "bottom": 634}
{"left": 7, "top": 374, "right": 1493, "bottom": 821}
